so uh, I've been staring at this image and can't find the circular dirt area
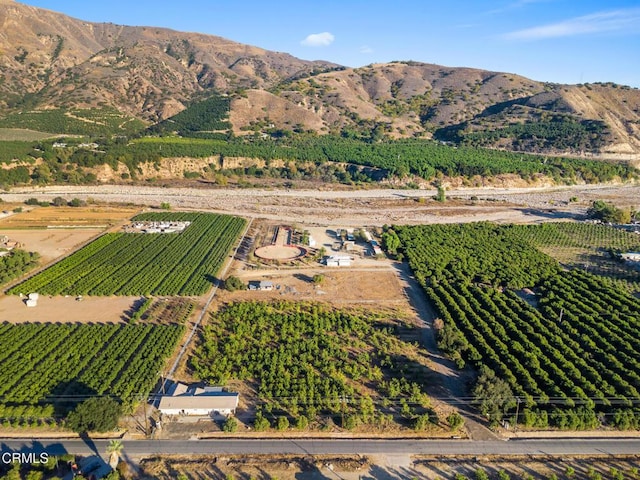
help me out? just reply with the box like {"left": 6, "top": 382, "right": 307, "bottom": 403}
{"left": 254, "top": 245, "right": 307, "bottom": 261}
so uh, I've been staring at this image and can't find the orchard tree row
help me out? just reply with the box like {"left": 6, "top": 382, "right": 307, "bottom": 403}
{"left": 0, "top": 249, "right": 40, "bottom": 286}
{"left": 0, "top": 322, "right": 184, "bottom": 424}
{"left": 393, "top": 222, "right": 640, "bottom": 429}
{"left": 2, "top": 130, "right": 635, "bottom": 187}
{"left": 9, "top": 213, "right": 245, "bottom": 296}
{"left": 192, "top": 301, "right": 439, "bottom": 432}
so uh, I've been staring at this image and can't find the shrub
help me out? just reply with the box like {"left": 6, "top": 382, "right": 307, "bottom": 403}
{"left": 253, "top": 413, "right": 270, "bottom": 431}
{"left": 276, "top": 416, "right": 289, "bottom": 431}
{"left": 295, "top": 415, "right": 309, "bottom": 430}
{"left": 446, "top": 412, "right": 464, "bottom": 431}
{"left": 222, "top": 417, "right": 238, "bottom": 433}
{"left": 224, "top": 276, "right": 246, "bottom": 292}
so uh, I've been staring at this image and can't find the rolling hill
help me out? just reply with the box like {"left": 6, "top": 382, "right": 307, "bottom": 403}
{"left": 1, "top": 0, "right": 639, "bottom": 158}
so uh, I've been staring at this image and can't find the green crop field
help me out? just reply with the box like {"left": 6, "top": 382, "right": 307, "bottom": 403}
{"left": 8, "top": 212, "right": 246, "bottom": 296}
{"left": 0, "top": 128, "right": 56, "bottom": 141}
{"left": 0, "top": 323, "right": 184, "bottom": 425}
{"left": 508, "top": 222, "right": 640, "bottom": 290}
{"left": 393, "top": 222, "right": 640, "bottom": 430}
{"left": 0, "top": 108, "right": 146, "bottom": 136}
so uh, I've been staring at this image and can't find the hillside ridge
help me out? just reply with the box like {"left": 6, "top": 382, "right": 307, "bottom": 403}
{"left": 0, "top": 1, "right": 639, "bottom": 156}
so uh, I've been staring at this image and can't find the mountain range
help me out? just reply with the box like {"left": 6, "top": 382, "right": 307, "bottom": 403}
{"left": 1, "top": 0, "right": 639, "bottom": 158}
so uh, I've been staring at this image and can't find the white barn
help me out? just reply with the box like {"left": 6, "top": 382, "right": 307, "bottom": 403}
{"left": 157, "top": 393, "right": 239, "bottom": 417}
{"left": 157, "top": 382, "right": 239, "bottom": 417}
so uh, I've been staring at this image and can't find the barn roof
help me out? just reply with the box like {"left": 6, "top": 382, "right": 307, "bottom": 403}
{"left": 158, "top": 392, "right": 239, "bottom": 411}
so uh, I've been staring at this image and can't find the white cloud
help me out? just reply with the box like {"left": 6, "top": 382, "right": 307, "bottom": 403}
{"left": 504, "top": 8, "right": 640, "bottom": 40}
{"left": 488, "top": 0, "right": 555, "bottom": 15}
{"left": 300, "top": 32, "right": 335, "bottom": 47}
{"left": 360, "top": 45, "right": 374, "bottom": 54}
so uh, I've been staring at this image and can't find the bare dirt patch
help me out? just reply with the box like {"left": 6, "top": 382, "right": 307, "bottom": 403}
{"left": 254, "top": 244, "right": 306, "bottom": 261}
{"left": 220, "top": 267, "right": 408, "bottom": 306}
{"left": 0, "top": 228, "right": 102, "bottom": 263}
{"left": 0, "top": 295, "right": 140, "bottom": 323}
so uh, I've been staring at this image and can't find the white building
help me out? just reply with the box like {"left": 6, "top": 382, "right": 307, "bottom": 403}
{"left": 157, "top": 383, "right": 239, "bottom": 417}
{"left": 324, "top": 255, "right": 352, "bottom": 267}
{"left": 621, "top": 252, "right": 640, "bottom": 262}
{"left": 248, "top": 280, "right": 274, "bottom": 291}
{"left": 158, "top": 394, "right": 239, "bottom": 417}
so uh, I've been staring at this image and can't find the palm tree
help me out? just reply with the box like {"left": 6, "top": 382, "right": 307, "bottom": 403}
{"left": 106, "top": 439, "right": 123, "bottom": 469}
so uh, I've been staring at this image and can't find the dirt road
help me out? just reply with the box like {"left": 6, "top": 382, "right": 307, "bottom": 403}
{"left": 393, "top": 262, "right": 498, "bottom": 441}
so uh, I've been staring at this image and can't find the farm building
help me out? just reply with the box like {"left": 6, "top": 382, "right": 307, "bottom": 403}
{"left": 324, "top": 255, "right": 352, "bottom": 267}
{"left": 158, "top": 383, "right": 239, "bottom": 417}
{"left": 307, "top": 235, "right": 317, "bottom": 248}
{"left": 25, "top": 292, "right": 39, "bottom": 307}
{"left": 621, "top": 252, "right": 640, "bottom": 262}
{"left": 127, "top": 221, "right": 191, "bottom": 234}
{"left": 248, "top": 280, "right": 274, "bottom": 291}
{"left": 370, "top": 239, "right": 383, "bottom": 256}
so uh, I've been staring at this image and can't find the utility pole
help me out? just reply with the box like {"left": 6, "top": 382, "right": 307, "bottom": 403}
{"left": 142, "top": 394, "right": 149, "bottom": 437}
{"left": 514, "top": 396, "right": 521, "bottom": 434}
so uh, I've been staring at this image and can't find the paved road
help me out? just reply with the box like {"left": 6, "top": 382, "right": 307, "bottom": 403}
{"left": 1, "top": 438, "right": 639, "bottom": 457}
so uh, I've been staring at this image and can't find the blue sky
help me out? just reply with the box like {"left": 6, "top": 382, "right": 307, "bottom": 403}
{"left": 22, "top": 0, "right": 640, "bottom": 87}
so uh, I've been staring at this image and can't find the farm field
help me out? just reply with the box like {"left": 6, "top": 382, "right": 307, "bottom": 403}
{"left": 0, "top": 229, "right": 102, "bottom": 263}
{"left": 8, "top": 212, "right": 246, "bottom": 296}
{"left": 0, "top": 128, "right": 56, "bottom": 141}
{"left": 0, "top": 205, "right": 140, "bottom": 229}
{"left": 509, "top": 222, "right": 640, "bottom": 290}
{"left": 0, "top": 322, "right": 184, "bottom": 424}
{"left": 0, "top": 295, "right": 139, "bottom": 324}
{"left": 192, "top": 301, "right": 446, "bottom": 434}
{"left": 0, "top": 108, "right": 146, "bottom": 136}
{"left": 394, "top": 222, "right": 640, "bottom": 430}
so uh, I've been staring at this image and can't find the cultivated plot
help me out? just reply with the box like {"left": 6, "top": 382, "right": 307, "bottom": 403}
{"left": 0, "top": 323, "right": 184, "bottom": 423}
{"left": 396, "top": 222, "right": 640, "bottom": 430}
{"left": 8, "top": 212, "right": 246, "bottom": 296}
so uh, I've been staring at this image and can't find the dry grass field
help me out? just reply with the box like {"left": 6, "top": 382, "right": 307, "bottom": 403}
{"left": 0, "top": 205, "right": 140, "bottom": 229}
{"left": 0, "top": 228, "right": 102, "bottom": 263}
{"left": 222, "top": 268, "right": 408, "bottom": 307}
{"left": 0, "top": 295, "right": 140, "bottom": 323}
{"left": 137, "top": 454, "right": 640, "bottom": 480}
{"left": 0, "top": 128, "right": 56, "bottom": 141}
